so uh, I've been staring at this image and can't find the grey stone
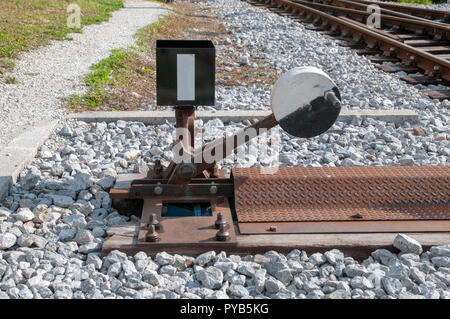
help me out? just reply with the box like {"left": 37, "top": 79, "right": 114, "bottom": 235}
{"left": 252, "top": 269, "right": 266, "bottom": 294}
{"left": 393, "top": 234, "right": 423, "bottom": 254}
{"left": 344, "top": 264, "right": 367, "bottom": 278}
{"left": 236, "top": 261, "right": 259, "bottom": 277}
{"left": 371, "top": 249, "right": 396, "bottom": 265}
{"left": 430, "top": 245, "right": 450, "bottom": 257}
{"left": 324, "top": 249, "right": 344, "bottom": 266}
{"left": 92, "top": 226, "right": 105, "bottom": 238}
{"left": 388, "top": 264, "right": 410, "bottom": 280}
{"left": 431, "top": 256, "right": 450, "bottom": 268}
{"left": 196, "top": 267, "right": 223, "bottom": 290}
{"left": 59, "top": 228, "right": 77, "bottom": 242}
{"left": 0, "top": 233, "right": 17, "bottom": 249}
{"left": 381, "top": 277, "right": 403, "bottom": 296}
{"left": 155, "top": 252, "right": 175, "bottom": 266}
{"left": 97, "top": 176, "right": 115, "bottom": 190}
{"left": 229, "top": 284, "right": 249, "bottom": 298}
{"left": 0, "top": 207, "right": 11, "bottom": 218}
{"left": 326, "top": 289, "right": 352, "bottom": 299}
{"left": 17, "top": 234, "right": 34, "bottom": 248}
{"left": 78, "top": 241, "right": 101, "bottom": 254}
{"left": 265, "top": 277, "right": 285, "bottom": 294}
{"left": 142, "top": 269, "right": 162, "bottom": 286}
{"left": 86, "top": 254, "right": 103, "bottom": 270}
{"left": 264, "top": 261, "right": 292, "bottom": 284}
{"left": 195, "top": 251, "right": 216, "bottom": 266}
{"left": 350, "top": 276, "right": 374, "bottom": 290}
{"left": 309, "top": 253, "right": 327, "bottom": 266}
{"left": 263, "top": 251, "right": 286, "bottom": 263}
{"left": 75, "top": 229, "right": 94, "bottom": 245}
{"left": 159, "top": 265, "right": 177, "bottom": 276}
{"left": 214, "top": 261, "right": 237, "bottom": 273}
{"left": 14, "top": 207, "right": 34, "bottom": 222}
{"left": 51, "top": 195, "right": 74, "bottom": 208}
{"left": 21, "top": 173, "right": 41, "bottom": 191}
{"left": 253, "top": 254, "right": 271, "bottom": 264}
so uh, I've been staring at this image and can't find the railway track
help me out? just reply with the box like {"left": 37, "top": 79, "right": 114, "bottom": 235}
{"left": 247, "top": 0, "right": 450, "bottom": 100}
{"left": 336, "top": 0, "right": 450, "bottom": 22}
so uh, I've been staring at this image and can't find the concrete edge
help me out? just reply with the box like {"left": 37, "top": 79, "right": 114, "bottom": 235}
{"left": 70, "top": 109, "right": 419, "bottom": 125}
{"left": 0, "top": 120, "right": 59, "bottom": 202}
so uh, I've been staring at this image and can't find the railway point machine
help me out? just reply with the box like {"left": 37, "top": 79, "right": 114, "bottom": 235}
{"left": 105, "top": 39, "right": 450, "bottom": 256}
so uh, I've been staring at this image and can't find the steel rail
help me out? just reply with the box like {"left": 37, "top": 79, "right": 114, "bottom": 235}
{"left": 255, "top": 0, "right": 450, "bottom": 81}
{"left": 328, "top": 0, "right": 450, "bottom": 26}
{"left": 348, "top": 0, "right": 450, "bottom": 22}
{"left": 294, "top": 0, "right": 450, "bottom": 39}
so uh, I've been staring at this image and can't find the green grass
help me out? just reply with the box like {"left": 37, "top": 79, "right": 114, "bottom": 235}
{"left": 85, "top": 49, "right": 127, "bottom": 86}
{"left": 395, "top": 0, "right": 433, "bottom": 5}
{"left": 75, "top": 48, "right": 127, "bottom": 107}
{"left": 67, "top": 17, "right": 168, "bottom": 110}
{"left": 0, "top": 0, "right": 123, "bottom": 74}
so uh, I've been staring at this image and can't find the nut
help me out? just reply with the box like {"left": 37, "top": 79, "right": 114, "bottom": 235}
{"left": 154, "top": 186, "right": 163, "bottom": 195}
{"left": 215, "top": 212, "right": 227, "bottom": 229}
{"left": 146, "top": 225, "right": 160, "bottom": 242}
{"left": 210, "top": 185, "right": 218, "bottom": 194}
{"left": 149, "top": 213, "right": 160, "bottom": 229}
{"left": 216, "top": 223, "right": 230, "bottom": 241}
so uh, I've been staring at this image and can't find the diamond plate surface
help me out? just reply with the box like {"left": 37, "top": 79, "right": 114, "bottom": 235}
{"left": 232, "top": 166, "right": 450, "bottom": 223}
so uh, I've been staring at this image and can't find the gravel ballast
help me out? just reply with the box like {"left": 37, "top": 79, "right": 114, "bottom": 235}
{"left": 0, "top": 117, "right": 448, "bottom": 299}
{"left": 0, "top": 1, "right": 167, "bottom": 150}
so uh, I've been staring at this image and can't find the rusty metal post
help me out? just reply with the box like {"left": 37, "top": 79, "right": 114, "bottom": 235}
{"left": 175, "top": 106, "right": 195, "bottom": 152}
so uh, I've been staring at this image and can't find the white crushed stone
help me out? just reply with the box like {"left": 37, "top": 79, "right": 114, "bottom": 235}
{"left": 0, "top": 117, "right": 447, "bottom": 299}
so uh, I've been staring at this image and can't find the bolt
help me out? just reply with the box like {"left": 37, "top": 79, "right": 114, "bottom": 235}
{"left": 149, "top": 213, "right": 160, "bottom": 229}
{"left": 216, "top": 223, "right": 230, "bottom": 241}
{"left": 324, "top": 90, "right": 341, "bottom": 109}
{"left": 146, "top": 225, "right": 160, "bottom": 242}
{"left": 215, "top": 212, "right": 227, "bottom": 229}
{"left": 179, "top": 164, "right": 196, "bottom": 178}
{"left": 154, "top": 186, "right": 163, "bottom": 195}
{"left": 351, "top": 212, "right": 363, "bottom": 219}
{"left": 269, "top": 225, "right": 277, "bottom": 232}
{"left": 303, "top": 103, "right": 312, "bottom": 112}
{"left": 210, "top": 185, "right": 218, "bottom": 194}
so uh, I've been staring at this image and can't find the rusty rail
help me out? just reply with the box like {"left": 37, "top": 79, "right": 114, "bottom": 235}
{"left": 293, "top": 0, "right": 450, "bottom": 39}
{"left": 253, "top": 0, "right": 450, "bottom": 81}
{"left": 344, "top": 0, "right": 450, "bottom": 22}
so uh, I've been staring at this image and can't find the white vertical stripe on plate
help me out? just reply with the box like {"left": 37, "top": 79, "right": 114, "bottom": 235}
{"left": 177, "top": 54, "right": 195, "bottom": 101}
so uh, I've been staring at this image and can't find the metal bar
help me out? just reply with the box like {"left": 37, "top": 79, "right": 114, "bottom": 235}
{"left": 293, "top": 0, "right": 450, "bottom": 38}
{"left": 129, "top": 181, "right": 234, "bottom": 198}
{"left": 194, "top": 113, "right": 279, "bottom": 173}
{"left": 342, "top": 0, "right": 450, "bottom": 21}
{"left": 238, "top": 220, "right": 450, "bottom": 234}
{"left": 333, "top": 0, "right": 450, "bottom": 26}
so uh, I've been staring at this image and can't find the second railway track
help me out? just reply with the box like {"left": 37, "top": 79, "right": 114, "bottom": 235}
{"left": 247, "top": 0, "right": 450, "bottom": 100}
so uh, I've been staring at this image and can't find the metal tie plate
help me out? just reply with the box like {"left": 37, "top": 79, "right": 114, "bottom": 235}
{"left": 232, "top": 166, "right": 450, "bottom": 224}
